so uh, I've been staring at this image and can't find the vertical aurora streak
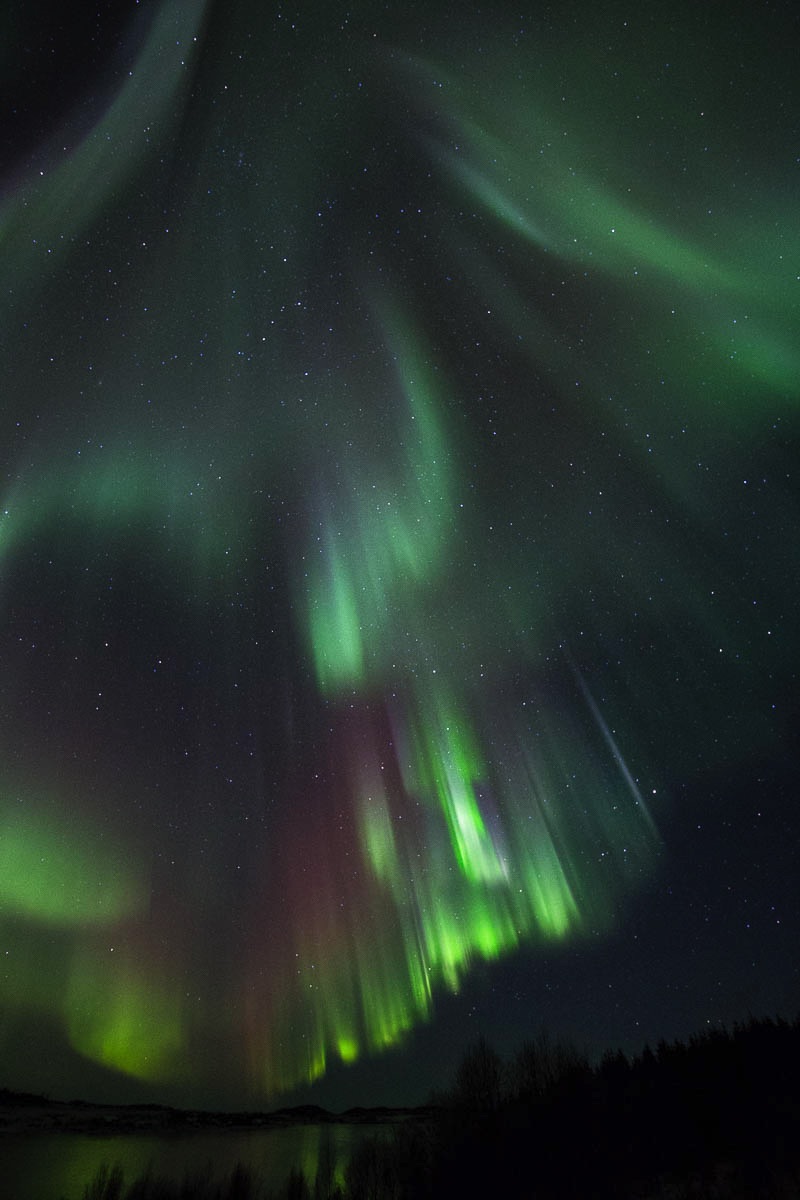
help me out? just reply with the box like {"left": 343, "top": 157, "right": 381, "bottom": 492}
{"left": 0, "top": 0, "right": 796, "bottom": 1110}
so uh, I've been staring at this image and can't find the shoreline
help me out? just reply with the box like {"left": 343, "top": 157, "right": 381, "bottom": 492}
{"left": 0, "top": 1092, "right": 435, "bottom": 1137}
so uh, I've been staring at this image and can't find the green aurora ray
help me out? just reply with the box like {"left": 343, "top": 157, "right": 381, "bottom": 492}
{"left": 0, "top": 0, "right": 795, "bottom": 1103}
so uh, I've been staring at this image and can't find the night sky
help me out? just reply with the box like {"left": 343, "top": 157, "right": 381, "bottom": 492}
{"left": 1, "top": 0, "right": 798, "bottom": 1113}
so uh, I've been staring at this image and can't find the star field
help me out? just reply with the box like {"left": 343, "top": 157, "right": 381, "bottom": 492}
{"left": 0, "top": 0, "right": 797, "bottom": 1111}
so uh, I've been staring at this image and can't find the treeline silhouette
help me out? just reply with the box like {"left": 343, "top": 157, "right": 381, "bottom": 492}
{"left": 70, "top": 1015, "right": 800, "bottom": 1199}
{"left": 418, "top": 1016, "right": 800, "bottom": 1199}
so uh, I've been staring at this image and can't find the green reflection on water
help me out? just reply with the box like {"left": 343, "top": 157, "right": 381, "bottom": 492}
{"left": 0, "top": 1125, "right": 371, "bottom": 1199}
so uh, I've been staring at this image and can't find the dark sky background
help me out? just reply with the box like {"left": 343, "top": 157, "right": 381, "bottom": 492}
{"left": 0, "top": 0, "right": 797, "bottom": 1113}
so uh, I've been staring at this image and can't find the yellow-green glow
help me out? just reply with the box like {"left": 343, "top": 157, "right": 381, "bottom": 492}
{"left": 525, "top": 863, "right": 579, "bottom": 939}
{"left": 336, "top": 1035, "right": 359, "bottom": 1064}
{"left": 4, "top": 3, "right": 742, "bottom": 1110}
{"left": 0, "top": 804, "right": 146, "bottom": 926}
{"left": 307, "top": 533, "right": 366, "bottom": 692}
{"left": 67, "top": 952, "right": 185, "bottom": 1084}
{"left": 303, "top": 309, "right": 458, "bottom": 693}
{"left": 360, "top": 789, "right": 402, "bottom": 886}
{"left": 0, "top": 449, "right": 241, "bottom": 591}
{"left": 266, "top": 666, "right": 636, "bottom": 1096}
{"left": 401, "top": 689, "right": 505, "bottom": 884}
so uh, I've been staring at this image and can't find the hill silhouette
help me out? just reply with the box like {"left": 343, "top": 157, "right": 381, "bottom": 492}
{"left": 9, "top": 1013, "right": 798, "bottom": 1199}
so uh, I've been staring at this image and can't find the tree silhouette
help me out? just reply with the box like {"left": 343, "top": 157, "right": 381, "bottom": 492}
{"left": 451, "top": 1034, "right": 504, "bottom": 1112}
{"left": 509, "top": 1028, "right": 590, "bottom": 1101}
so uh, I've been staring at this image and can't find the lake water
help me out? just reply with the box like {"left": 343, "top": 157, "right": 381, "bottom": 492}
{"left": 0, "top": 1123, "right": 377, "bottom": 1199}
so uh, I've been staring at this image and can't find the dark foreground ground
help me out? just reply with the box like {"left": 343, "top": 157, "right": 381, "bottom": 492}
{"left": 3, "top": 1016, "right": 799, "bottom": 1198}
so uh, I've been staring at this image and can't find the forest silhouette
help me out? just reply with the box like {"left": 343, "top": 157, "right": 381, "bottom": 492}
{"left": 39, "top": 1014, "right": 800, "bottom": 1198}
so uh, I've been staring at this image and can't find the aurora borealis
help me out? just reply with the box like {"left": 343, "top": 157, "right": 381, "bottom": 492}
{"left": 0, "top": 0, "right": 797, "bottom": 1110}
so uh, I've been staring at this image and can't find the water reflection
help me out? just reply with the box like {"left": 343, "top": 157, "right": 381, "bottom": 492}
{"left": 0, "top": 1124, "right": 368, "bottom": 1199}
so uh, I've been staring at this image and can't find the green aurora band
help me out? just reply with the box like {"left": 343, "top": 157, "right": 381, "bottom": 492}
{"left": 0, "top": 1, "right": 793, "bottom": 1103}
